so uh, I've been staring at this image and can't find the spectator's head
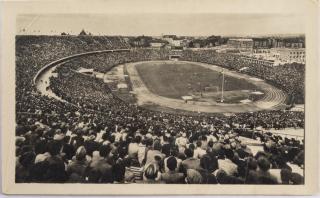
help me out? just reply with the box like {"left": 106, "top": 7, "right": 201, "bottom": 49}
{"left": 163, "top": 135, "right": 169, "bottom": 142}
{"left": 126, "top": 136, "right": 133, "bottom": 144}
{"left": 134, "top": 136, "right": 142, "bottom": 144}
{"left": 255, "top": 151, "right": 268, "bottom": 160}
{"left": 144, "top": 164, "right": 158, "bottom": 180}
{"left": 208, "top": 141, "right": 214, "bottom": 148}
{"left": 102, "top": 133, "right": 109, "bottom": 141}
{"left": 141, "top": 139, "right": 147, "bottom": 146}
{"left": 257, "top": 156, "right": 271, "bottom": 172}
{"left": 131, "top": 158, "right": 140, "bottom": 167}
{"left": 34, "top": 140, "right": 47, "bottom": 155}
{"left": 200, "top": 155, "right": 212, "bottom": 171}
{"left": 99, "top": 145, "right": 111, "bottom": 158}
{"left": 184, "top": 148, "right": 194, "bottom": 158}
{"left": 225, "top": 149, "right": 234, "bottom": 160}
{"left": 15, "top": 136, "right": 25, "bottom": 148}
{"left": 196, "top": 140, "right": 202, "bottom": 148}
{"left": 166, "top": 156, "right": 177, "bottom": 171}
{"left": 247, "top": 157, "right": 258, "bottom": 170}
{"left": 186, "top": 169, "right": 202, "bottom": 184}
{"left": 217, "top": 149, "right": 225, "bottom": 159}
{"left": 189, "top": 143, "right": 195, "bottom": 150}
{"left": 153, "top": 140, "right": 162, "bottom": 151}
{"left": 117, "top": 146, "right": 127, "bottom": 159}
{"left": 47, "top": 140, "right": 61, "bottom": 156}
{"left": 19, "top": 151, "right": 35, "bottom": 168}
{"left": 146, "top": 138, "right": 153, "bottom": 147}
{"left": 123, "top": 157, "right": 132, "bottom": 168}
{"left": 109, "top": 135, "right": 115, "bottom": 143}
{"left": 290, "top": 173, "right": 304, "bottom": 184}
{"left": 275, "top": 155, "right": 288, "bottom": 168}
{"left": 236, "top": 148, "right": 247, "bottom": 159}
{"left": 280, "top": 168, "right": 292, "bottom": 184}
{"left": 154, "top": 155, "right": 162, "bottom": 164}
{"left": 75, "top": 146, "right": 87, "bottom": 161}
{"left": 240, "top": 142, "right": 247, "bottom": 149}
{"left": 201, "top": 136, "right": 207, "bottom": 141}
{"left": 215, "top": 169, "right": 228, "bottom": 183}
{"left": 53, "top": 131, "right": 65, "bottom": 141}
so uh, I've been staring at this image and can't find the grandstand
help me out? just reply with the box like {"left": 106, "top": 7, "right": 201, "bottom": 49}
{"left": 15, "top": 35, "right": 304, "bottom": 184}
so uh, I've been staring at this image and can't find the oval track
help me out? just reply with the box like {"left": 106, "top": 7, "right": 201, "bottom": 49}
{"left": 123, "top": 60, "right": 287, "bottom": 113}
{"left": 34, "top": 51, "right": 287, "bottom": 114}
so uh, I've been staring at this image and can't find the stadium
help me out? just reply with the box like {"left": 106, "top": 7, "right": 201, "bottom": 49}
{"left": 15, "top": 35, "right": 305, "bottom": 185}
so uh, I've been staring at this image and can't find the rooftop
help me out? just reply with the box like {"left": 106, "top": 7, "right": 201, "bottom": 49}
{"left": 229, "top": 38, "right": 253, "bottom": 41}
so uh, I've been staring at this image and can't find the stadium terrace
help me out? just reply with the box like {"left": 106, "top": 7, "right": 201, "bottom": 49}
{"left": 15, "top": 35, "right": 304, "bottom": 184}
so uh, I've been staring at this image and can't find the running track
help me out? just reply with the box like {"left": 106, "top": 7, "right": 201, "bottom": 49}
{"left": 124, "top": 60, "right": 287, "bottom": 113}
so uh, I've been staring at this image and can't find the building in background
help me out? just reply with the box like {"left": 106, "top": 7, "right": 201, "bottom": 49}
{"left": 272, "top": 38, "right": 304, "bottom": 48}
{"left": 162, "top": 35, "right": 177, "bottom": 44}
{"left": 162, "top": 34, "right": 188, "bottom": 49}
{"left": 250, "top": 37, "right": 305, "bottom": 65}
{"left": 227, "top": 38, "right": 253, "bottom": 50}
{"left": 150, "top": 42, "right": 166, "bottom": 48}
{"left": 271, "top": 48, "right": 305, "bottom": 64}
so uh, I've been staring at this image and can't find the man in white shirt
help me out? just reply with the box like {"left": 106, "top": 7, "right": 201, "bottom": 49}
{"left": 137, "top": 139, "right": 147, "bottom": 165}
{"left": 128, "top": 136, "right": 141, "bottom": 158}
{"left": 175, "top": 132, "right": 188, "bottom": 154}
{"left": 217, "top": 149, "right": 238, "bottom": 176}
{"left": 193, "top": 140, "right": 206, "bottom": 159}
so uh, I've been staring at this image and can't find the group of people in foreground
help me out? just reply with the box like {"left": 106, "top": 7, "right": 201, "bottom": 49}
{"left": 15, "top": 36, "right": 304, "bottom": 184}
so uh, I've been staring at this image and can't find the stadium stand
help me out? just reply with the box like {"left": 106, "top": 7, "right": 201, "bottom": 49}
{"left": 15, "top": 36, "right": 304, "bottom": 184}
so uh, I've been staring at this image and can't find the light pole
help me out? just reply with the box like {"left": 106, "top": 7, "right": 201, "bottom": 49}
{"left": 220, "top": 68, "right": 225, "bottom": 103}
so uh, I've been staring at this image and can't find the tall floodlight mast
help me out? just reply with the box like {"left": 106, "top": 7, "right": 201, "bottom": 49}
{"left": 220, "top": 68, "right": 225, "bottom": 103}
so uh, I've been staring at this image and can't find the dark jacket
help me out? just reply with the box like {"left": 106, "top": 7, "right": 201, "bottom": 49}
{"left": 87, "top": 158, "right": 113, "bottom": 183}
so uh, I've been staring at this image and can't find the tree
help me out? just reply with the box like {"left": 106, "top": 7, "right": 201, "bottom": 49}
{"left": 79, "top": 29, "right": 87, "bottom": 36}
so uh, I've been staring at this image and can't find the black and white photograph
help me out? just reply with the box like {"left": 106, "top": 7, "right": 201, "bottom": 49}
{"left": 1, "top": 0, "right": 319, "bottom": 195}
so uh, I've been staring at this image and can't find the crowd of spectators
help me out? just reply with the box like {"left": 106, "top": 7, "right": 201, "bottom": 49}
{"left": 180, "top": 50, "right": 305, "bottom": 104}
{"left": 15, "top": 36, "right": 304, "bottom": 184}
{"left": 16, "top": 35, "right": 129, "bottom": 113}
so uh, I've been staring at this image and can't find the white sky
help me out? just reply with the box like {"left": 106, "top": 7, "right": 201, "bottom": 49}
{"left": 17, "top": 13, "right": 305, "bottom": 36}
